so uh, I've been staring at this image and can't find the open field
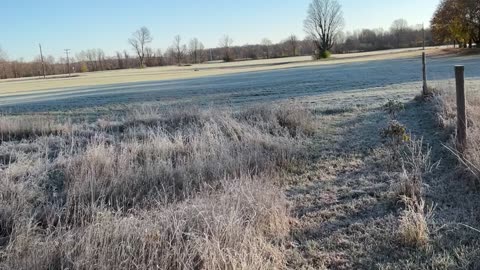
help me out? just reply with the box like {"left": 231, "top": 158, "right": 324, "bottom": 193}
{"left": 3, "top": 0, "right": 480, "bottom": 267}
{"left": 0, "top": 47, "right": 476, "bottom": 115}
{"left": 0, "top": 47, "right": 448, "bottom": 96}
{"left": 1, "top": 48, "right": 480, "bottom": 269}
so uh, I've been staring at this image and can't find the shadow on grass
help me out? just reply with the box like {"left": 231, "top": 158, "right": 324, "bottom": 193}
{"left": 287, "top": 99, "right": 480, "bottom": 269}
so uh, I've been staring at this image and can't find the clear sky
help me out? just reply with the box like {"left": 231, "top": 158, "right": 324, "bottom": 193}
{"left": 1, "top": 0, "right": 440, "bottom": 60}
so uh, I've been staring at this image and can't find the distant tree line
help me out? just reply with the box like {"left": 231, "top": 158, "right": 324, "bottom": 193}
{"left": 431, "top": 0, "right": 480, "bottom": 48}
{"left": 0, "top": 0, "right": 454, "bottom": 81}
{"left": 0, "top": 34, "right": 317, "bottom": 79}
{"left": 337, "top": 21, "right": 434, "bottom": 53}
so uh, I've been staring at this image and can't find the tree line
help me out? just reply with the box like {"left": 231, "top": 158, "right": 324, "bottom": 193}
{"left": 431, "top": 0, "right": 480, "bottom": 48}
{"left": 0, "top": 0, "right": 457, "bottom": 80}
{"left": 0, "top": 34, "right": 317, "bottom": 79}
{"left": 338, "top": 21, "right": 433, "bottom": 53}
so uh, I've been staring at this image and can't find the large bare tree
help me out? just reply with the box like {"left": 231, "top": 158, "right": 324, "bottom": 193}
{"left": 286, "top": 35, "right": 299, "bottom": 56}
{"left": 390, "top": 19, "right": 409, "bottom": 48}
{"left": 261, "top": 38, "right": 273, "bottom": 58}
{"left": 173, "top": 35, "right": 186, "bottom": 65}
{"left": 129, "top": 26, "right": 153, "bottom": 68}
{"left": 219, "top": 35, "right": 234, "bottom": 62}
{"left": 188, "top": 38, "right": 204, "bottom": 64}
{"left": 304, "top": 0, "right": 344, "bottom": 58}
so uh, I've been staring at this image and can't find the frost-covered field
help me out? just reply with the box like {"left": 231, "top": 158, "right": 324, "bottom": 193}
{"left": 0, "top": 47, "right": 444, "bottom": 96}
{"left": 0, "top": 48, "right": 478, "bottom": 114}
{"left": 2, "top": 47, "right": 480, "bottom": 268}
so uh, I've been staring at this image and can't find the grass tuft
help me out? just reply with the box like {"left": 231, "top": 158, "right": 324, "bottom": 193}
{"left": 0, "top": 116, "right": 68, "bottom": 140}
{"left": 398, "top": 198, "right": 431, "bottom": 249}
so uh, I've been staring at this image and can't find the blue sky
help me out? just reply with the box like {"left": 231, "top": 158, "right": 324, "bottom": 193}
{"left": 1, "top": 0, "right": 440, "bottom": 60}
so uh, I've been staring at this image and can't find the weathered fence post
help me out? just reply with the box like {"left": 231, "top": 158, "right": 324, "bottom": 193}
{"left": 422, "top": 52, "right": 428, "bottom": 96}
{"left": 455, "top": 65, "right": 467, "bottom": 152}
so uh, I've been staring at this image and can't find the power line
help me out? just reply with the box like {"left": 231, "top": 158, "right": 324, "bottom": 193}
{"left": 422, "top": 23, "right": 425, "bottom": 50}
{"left": 39, "top": 44, "right": 46, "bottom": 79}
{"left": 64, "top": 49, "right": 71, "bottom": 77}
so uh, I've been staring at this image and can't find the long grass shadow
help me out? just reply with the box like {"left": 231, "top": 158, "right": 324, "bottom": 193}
{"left": 287, "top": 98, "right": 473, "bottom": 268}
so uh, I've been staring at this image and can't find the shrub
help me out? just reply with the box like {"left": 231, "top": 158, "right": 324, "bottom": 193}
{"left": 79, "top": 62, "right": 89, "bottom": 73}
{"left": 313, "top": 50, "right": 331, "bottom": 59}
{"left": 382, "top": 120, "right": 410, "bottom": 147}
{"left": 383, "top": 99, "right": 405, "bottom": 119}
{"left": 320, "top": 50, "right": 331, "bottom": 59}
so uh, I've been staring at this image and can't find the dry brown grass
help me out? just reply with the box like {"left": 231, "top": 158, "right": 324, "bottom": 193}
{"left": 431, "top": 91, "right": 456, "bottom": 130}
{"left": 389, "top": 138, "right": 433, "bottom": 250}
{"left": 390, "top": 138, "right": 433, "bottom": 201}
{"left": 418, "top": 85, "right": 480, "bottom": 267}
{"left": 0, "top": 103, "right": 315, "bottom": 269}
{"left": 398, "top": 198, "right": 431, "bottom": 249}
{"left": 3, "top": 179, "right": 290, "bottom": 270}
{"left": 381, "top": 97, "right": 434, "bottom": 251}
{"left": 0, "top": 115, "right": 70, "bottom": 141}
{"left": 434, "top": 89, "right": 480, "bottom": 181}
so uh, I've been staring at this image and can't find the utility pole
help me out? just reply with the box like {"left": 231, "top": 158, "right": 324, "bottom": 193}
{"left": 64, "top": 49, "right": 71, "bottom": 77}
{"left": 39, "top": 44, "right": 46, "bottom": 79}
{"left": 422, "top": 23, "right": 426, "bottom": 50}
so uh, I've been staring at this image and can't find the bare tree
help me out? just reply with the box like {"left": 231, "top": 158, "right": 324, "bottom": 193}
{"left": 129, "top": 26, "right": 153, "bottom": 68}
{"left": 96, "top": 49, "right": 106, "bottom": 70}
{"left": 144, "top": 47, "right": 153, "bottom": 66}
{"left": 188, "top": 38, "right": 204, "bottom": 64}
{"left": 261, "top": 38, "right": 273, "bottom": 58}
{"left": 391, "top": 19, "right": 409, "bottom": 47}
{"left": 115, "top": 51, "right": 124, "bottom": 69}
{"left": 286, "top": 35, "right": 299, "bottom": 56}
{"left": 85, "top": 49, "right": 98, "bottom": 71}
{"left": 219, "top": 35, "right": 234, "bottom": 62}
{"left": 173, "top": 35, "right": 186, "bottom": 65}
{"left": 0, "top": 46, "right": 8, "bottom": 79}
{"left": 0, "top": 46, "right": 5, "bottom": 60}
{"left": 155, "top": 49, "right": 164, "bottom": 66}
{"left": 304, "top": 0, "right": 345, "bottom": 58}
{"left": 123, "top": 50, "right": 131, "bottom": 68}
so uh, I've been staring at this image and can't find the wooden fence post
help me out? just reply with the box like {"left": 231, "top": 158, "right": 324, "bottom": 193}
{"left": 455, "top": 65, "right": 467, "bottom": 152}
{"left": 422, "top": 52, "right": 428, "bottom": 96}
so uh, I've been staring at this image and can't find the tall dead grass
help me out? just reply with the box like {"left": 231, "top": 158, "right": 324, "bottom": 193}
{"left": 434, "top": 90, "right": 480, "bottom": 181}
{"left": 381, "top": 99, "right": 434, "bottom": 249}
{"left": 0, "top": 104, "right": 315, "bottom": 269}
{"left": 3, "top": 179, "right": 289, "bottom": 270}
{"left": 392, "top": 138, "right": 433, "bottom": 249}
{"left": 0, "top": 115, "right": 69, "bottom": 140}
